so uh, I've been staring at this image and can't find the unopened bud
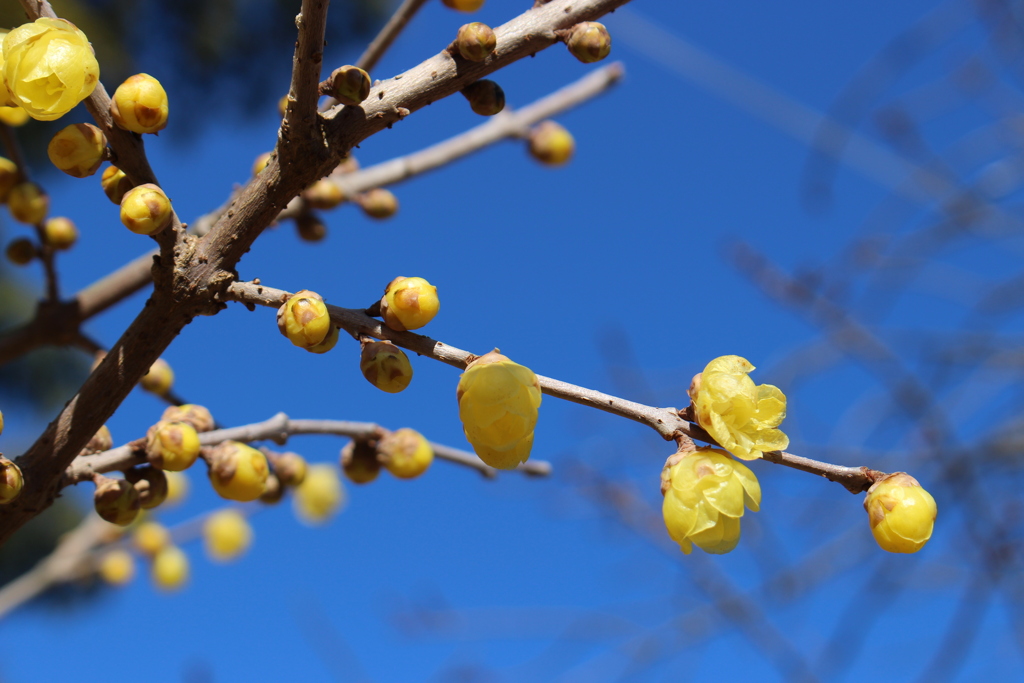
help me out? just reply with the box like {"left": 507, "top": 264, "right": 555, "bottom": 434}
{"left": 294, "top": 464, "right": 345, "bottom": 524}
{"left": 203, "top": 508, "right": 253, "bottom": 562}
{"left": 80, "top": 425, "right": 113, "bottom": 455}
{"left": 120, "top": 183, "right": 173, "bottom": 235}
{"left": 0, "top": 157, "right": 18, "bottom": 202}
{"left": 252, "top": 152, "right": 272, "bottom": 177}
{"left": 0, "top": 456, "right": 24, "bottom": 504}
{"left": 378, "top": 428, "right": 434, "bottom": 479}
{"left": 146, "top": 420, "right": 201, "bottom": 472}
{"left": 101, "top": 165, "right": 133, "bottom": 205}
{"left": 455, "top": 23, "right": 496, "bottom": 62}
{"left": 47, "top": 123, "right": 107, "bottom": 178}
{"left": 208, "top": 441, "right": 269, "bottom": 502}
{"left": 528, "top": 121, "right": 574, "bottom": 166}
{"left": 307, "top": 324, "right": 339, "bottom": 354}
{"left": 271, "top": 451, "right": 308, "bottom": 487}
{"left": 442, "top": 0, "right": 485, "bottom": 11}
{"left": 98, "top": 549, "right": 135, "bottom": 585}
{"left": 303, "top": 179, "right": 345, "bottom": 209}
{"left": 125, "top": 465, "right": 170, "bottom": 509}
{"left": 8, "top": 182, "right": 48, "bottom": 224}
{"left": 132, "top": 520, "right": 171, "bottom": 557}
{"left": 327, "top": 65, "right": 371, "bottom": 106}
{"left": 161, "top": 404, "right": 215, "bottom": 432}
{"left": 341, "top": 439, "right": 381, "bottom": 484}
{"left": 277, "top": 290, "right": 331, "bottom": 348}
{"left": 565, "top": 22, "right": 612, "bottom": 63}
{"left": 110, "top": 73, "right": 169, "bottom": 134}
{"left": 461, "top": 79, "right": 505, "bottom": 116}
{"left": 6, "top": 238, "right": 35, "bottom": 266}
{"left": 259, "top": 474, "right": 285, "bottom": 504}
{"left": 360, "top": 340, "right": 414, "bottom": 393}
{"left": 140, "top": 357, "right": 174, "bottom": 395}
{"left": 93, "top": 477, "right": 141, "bottom": 526}
{"left": 380, "top": 276, "right": 440, "bottom": 331}
{"left": 0, "top": 107, "right": 29, "bottom": 127}
{"left": 356, "top": 188, "right": 398, "bottom": 219}
{"left": 42, "top": 217, "right": 79, "bottom": 250}
{"left": 151, "top": 545, "right": 189, "bottom": 591}
{"left": 296, "top": 213, "right": 327, "bottom": 242}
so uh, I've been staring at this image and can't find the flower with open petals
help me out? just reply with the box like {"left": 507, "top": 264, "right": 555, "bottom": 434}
{"left": 662, "top": 447, "right": 761, "bottom": 555}
{"left": 2, "top": 18, "right": 100, "bottom": 121}
{"left": 690, "top": 355, "right": 788, "bottom": 460}
{"left": 864, "top": 473, "right": 937, "bottom": 553}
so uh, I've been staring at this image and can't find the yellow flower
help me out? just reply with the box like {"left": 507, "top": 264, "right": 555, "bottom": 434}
{"left": 457, "top": 350, "right": 542, "bottom": 469}
{"left": 293, "top": 464, "right": 345, "bottom": 524}
{"left": 1, "top": 18, "right": 100, "bottom": 121}
{"left": 662, "top": 447, "right": 761, "bottom": 555}
{"left": 151, "top": 545, "right": 189, "bottom": 591}
{"left": 864, "top": 473, "right": 937, "bottom": 553}
{"left": 203, "top": 508, "right": 253, "bottom": 562}
{"left": 690, "top": 355, "right": 788, "bottom": 461}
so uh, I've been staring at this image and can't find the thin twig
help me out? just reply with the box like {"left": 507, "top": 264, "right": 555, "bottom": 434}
{"left": 358, "top": 0, "right": 429, "bottom": 73}
{"left": 282, "top": 0, "right": 330, "bottom": 138}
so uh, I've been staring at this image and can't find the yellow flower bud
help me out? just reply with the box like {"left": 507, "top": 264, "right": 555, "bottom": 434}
{"left": 140, "top": 357, "right": 175, "bottom": 395}
{"left": 125, "top": 465, "right": 170, "bottom": 509}
{"left": 208, "top": 441, "right": 269, "bottom": 502}
{"left": 356, "top": 188, "right": 398, "bottom": 219}
{"left": 1, "top": 18, "right": 100, "bottom": 121}
{"left": 661, "top": 447, "right": 761, "bottom": 555}
{"left": 528, "top": 121, "right": 574, "bottom": 166}
{"left": 0, "top": 157, "right": 19, "bottom": 202}
{"left": 132, "top": 520, "right": 171, "bottom": 557}
{"left": 100, "top": 165, "right": 132, "bottom": 205}
{"left": 379, "top": 428, "right": 434, "bottom": 479}
{"left": 455, "top": 23, "right": 496, "bottom": 62}
{"left": 442, "top": 0, "right": 485, "bottom": 12}
{"left": 461, "top": 79, "right": 505, "bottom": 116}
{"left": 6, "top": 238, "right": 35, "bottom": 266}
{"left": 151, "top": 545, "right": 189, "bottom": 591}
{"left": 380, "top": 276, "right": 439, "bottom": 331}
{"left": 8, "top": 181, "right": 48, "bottom": 224}
{"left": 456, "top": 350, "right": 542, "bottom": 470}
{"left": 93, "top": 477, "right": 141, "bottom": 526}
{"left": 203, "top": 508, "right": 253, "bottom": 562}
{"left": 252, "top": 152, "right": 272, "bottom": 177}
{"left": 270, "top": 451, "right": 308, "bottom": 487}
{"left": 98, "top": 549, "right": 135, "bottom": 586}
{"left": 47, "top": 123, "right": 106, "bottom": 178}
{"left": 81, "top": 425, "right": 113, "bottom": 454}
{"left": 340, "top": 439, "right": 381, "bottom": 484}
{"left": 327, "top": 65, "right": 371, "bottom": 106}
{"left": 293, "top": 464, "right": 345, "bottom": 524}
{"left": 306, "top": 324, "right": 339, "bottom": 354}
{"left": 302, "top": 178, "right": 345, "bottom": 209}
{"left": 864, "top": 473, "right": 937, "bottom": 553}
{"left": 110, "top": 73, "right": 169, "bottom": 134}
{"left": 0, "top": 456, "right": 24, "bottom": 504}
{"left": 360, "top": 340, "right": 414, "bottom": 393}
{"left": 0, "top": 106, "right": 29, "bottom": 127}
{"left": 277, "top": 290, "right": 331, "bottom": 348}
{"left": 163, "top": 471, "right": 189, "bottom": 506}
{"left": 120, "top": 183, "right": 173, "bottom": 235}
{"left": 161, "top": 404, "right": 215, "bottom": 433}
{"left": 565, "top": 22, "right": 612, "bottom": 64}
{"left": 690, "top": 355, "right": 789, "bottom": 461}
{"left": 146, "top": 420, "right": 201, "bottom": 472}
{"left": 259, "top": 474, "right": 285, "bottom": 504}
{"left": 42, "top": 216, "right": 78, "bottom": 250}
{"left": 296, "top": 213, "right": 327, "bottom": 242}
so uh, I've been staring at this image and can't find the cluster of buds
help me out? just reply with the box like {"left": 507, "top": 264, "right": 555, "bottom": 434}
{"left": 379, "top": 276, "right": 440, "bottom": 331}
{"left": 457, "top": 350, "right": 542, "bottom": 469}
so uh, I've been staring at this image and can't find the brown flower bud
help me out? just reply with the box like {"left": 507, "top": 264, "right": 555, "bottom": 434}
{"left": 327, "top": 65, "right": 371, "bottom": 106}
{"left": 565, "top": 22, "right": 612, "bottom": 63}
{"left": 161, "top": 404, "right": 215, "bottom": 433}
{"left": 455, "top": 23, "right": 496, "bottom": 62}
{"left": 461, "top": 79, "right": 505, "bottom": 116}
{"left": 124, "top": 465, "right": 169, "bottom": 509}
{"left": 93, "top": 477, "right": 141, "bottom": 526}
{"left": 340, "top": 439, "right": 381, "bottom": 485}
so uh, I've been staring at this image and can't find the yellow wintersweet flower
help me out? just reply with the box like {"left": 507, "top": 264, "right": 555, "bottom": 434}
{"left": 457, "top": 350, "right": 542, "bottom": 470}
{"left": 2, "top": 19, "right": 100, "bottom": 121}
{"left": 690, "top": 355, "right": 788, "bottom": 461}
{"left": 662, "top": 447, "right": 761, "bottom": 555}
{"left": 864, "top": 473, "right": 937, "bottom": 553}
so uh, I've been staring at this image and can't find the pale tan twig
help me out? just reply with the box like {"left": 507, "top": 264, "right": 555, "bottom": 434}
{"left": 224, "top": 281, "right": 884, "bottom": 493}
{"left": 63, "top": 412, "right": 551, "bottom": 485}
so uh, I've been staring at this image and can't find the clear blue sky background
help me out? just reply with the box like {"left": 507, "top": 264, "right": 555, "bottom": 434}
{"left": 0, "top": 0, "right": 1015, "bottom": 681}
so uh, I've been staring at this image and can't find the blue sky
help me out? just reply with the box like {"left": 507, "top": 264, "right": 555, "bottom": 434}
{"left": 1, "top": 0, "right": 1018, "bottom": 681}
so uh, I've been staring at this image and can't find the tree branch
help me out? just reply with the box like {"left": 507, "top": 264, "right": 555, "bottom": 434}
{"left": 357, "top": 0, "right": 429, "bottom": 74}
{"left": 282, "top": 0, "right": 330, "bottom": 140}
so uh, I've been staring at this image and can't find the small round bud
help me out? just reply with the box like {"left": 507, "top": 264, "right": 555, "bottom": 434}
{"left": 328, "top": 65, "right": 371, "bottom": 106}
{"left": 252, "top": 152, "right": 272, "bottom": 177}
{"left": 0, "top": 456, "right": 24, "bottom": 504}
{"left": 565, "top": 22, "right": 612, "bottom": 64}
{"left": 864, "top": 472, "right": 938, "bottom": 554}
{"left": 277, "top": 290, "right": 331, "bottom": 348}
{"left": 271, "top": 451, "right": 308, "bottom": 487}
{"left": 42, "top": 217, "right": 79, "bottom": 250}
{"left": 293, "top": 464, "right": 345, "bottom": 524}
{"left": 101, "top": 165, "right": 133, "bottom": 205}
{"left": 303, "top": 179, "right": 345, "bottom": 209}
{"left": 208, "top": 441, "right": 269, "bottom": 502}
{"left": 456, "top": 23, "right": 496, "bottom": 62}
{"left": 161, "top": 404, "right": 215, "bottom": 433}
{"left": 124, "top": 465, "right": 170, "bottom": 509}
{"left": 356, "top": 188, "right": 398, "bottom": 219}
{"left": 528, "top": 121, "right": 575, "bottom": 166}
{"left": 164, "top": 471, "right": 189, "bottom": 506}
{"left": 132, "top": 520, "right": 171, "bottom": 557}
{"left": 259, "top": 474, "right": 285, "bottom": 504}
{"left": 296, "top": 213, "right": 327, "bottom": 242}
{"left": 0, "top": 157, "right": 19, "bottom": 202}
{"left": 461, "top": 79, "right": 505, "bottom": 116}
{"left": 120, "top": 183, "right": 173, "bottom": 235}
{"left": 93, "top": 477, "right": 141, "bottom": 526}
{"left": 341, "top": 439, "right": 381, "bottom": 485}
{"left": 146, "top": 420, "right": 201, "bottom": 472}
{"left": 203, "top": 508, "right": 253, "bottom": 562}
{"left": 81, "top": 425, "right": 113, "bottom": 455}
{"left": 0, "top": 107, "right": 29, "bottom": 127}
{"left": 8, "top": 182, "right": 49, "bottom": 224}
{"left": 140, "top": 358, "right": 174, "bottom": 395}
{"left": 306, "top": 324, "right": 339, "bottom": 354}
{"left": 151, "top": 545, "right": 189, "bottom": 591}
{"left": 47, "top": 123, "right": 107, "bottom": 178}
{"left": 98, "top": 549, "right": 135, "bottom": 586}
{"left": 360, "top": 340, "right": 413, "bottom": 393}
{"left": 442, "top": 0, "right": 485, "bottom": 12}
{"left": 6, "top": 238, "right": 36, "bottom": 266}
{"left": 111, "top": 73, "right": 169, "bottom": 134}
{"left": 380, "top": 276, "right": 440, "bottom": 331}
{"left": 378, "top": 428, "right": 434, "bottom": 479}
